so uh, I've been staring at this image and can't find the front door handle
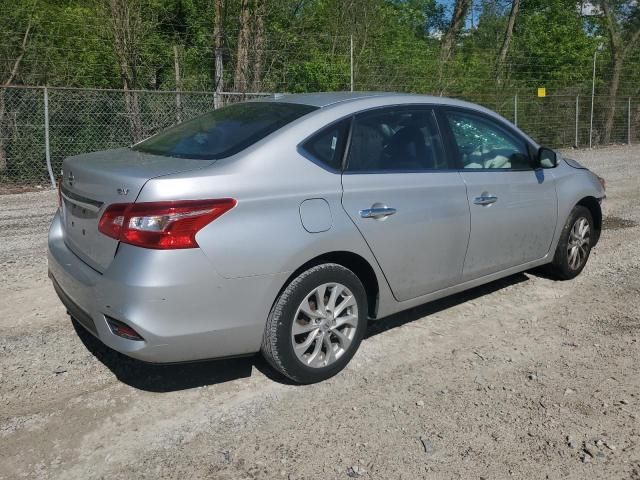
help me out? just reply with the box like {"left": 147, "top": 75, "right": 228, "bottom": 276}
{"left": 359, "top": 205, "right": 397, "bottom": 219}
{"left": 473, "top": 194, "right": 498, "bottom": 206}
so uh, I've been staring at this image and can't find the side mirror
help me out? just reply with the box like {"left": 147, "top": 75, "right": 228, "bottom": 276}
{"left": 537, "top": 147, "right": 558, "bottom": 169}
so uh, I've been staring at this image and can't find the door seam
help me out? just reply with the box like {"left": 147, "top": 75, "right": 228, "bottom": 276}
{"left": 458, "top": 171, "right": 473, "bottom": 283}
{"left": 339, "top": 173, "right": 400, "bottom": 302}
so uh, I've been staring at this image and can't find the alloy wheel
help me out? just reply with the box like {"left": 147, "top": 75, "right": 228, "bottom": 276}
{"left": 567, "top": 217, "right": 590, "bottom": 270}
{"left": 291, "top": 282, "right": 359, "bottom": 368}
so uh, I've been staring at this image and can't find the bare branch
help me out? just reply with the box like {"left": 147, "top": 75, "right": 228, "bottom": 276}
{"left": 4, "top": 19, "right": 32, "bottom": 85}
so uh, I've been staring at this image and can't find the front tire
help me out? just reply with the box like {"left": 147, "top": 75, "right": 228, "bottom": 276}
{"left": 261, "top": 263, "right": 367, "bottom": 384}
{"left": 548, "top": 205, "right": 594, "bottom": 280}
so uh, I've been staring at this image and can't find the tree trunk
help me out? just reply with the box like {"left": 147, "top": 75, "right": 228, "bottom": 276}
{"left": 495, "top": 0, "right": 520, "bottom": 85}
{"left": 123, "top": 77, "right": 143, "bottom": 143}
{"left": 251, "top": 0, "right": 265, "bottom": 93}
{"left": 173, "top": 45, "right": 182, "bottom": 123}
{"left": 0, "top": 20, "right": 31, "bottom": 172}
{"left": 439, "top": 0, "right": 472, "bottom": 63}
{"left": 234, "top": 0, "right": 251, "bottom": 93}
{"left": 117, "top": 48, "right": 143, "bottom": 142}
{"left": 214, "top": 0, "right": 224, "bottom": 108}
{"left": 602, "top": 54, "right": 623, "bottom": 145}
{"left": 599, "top": 1, "right": 640, "bottom": 145}
{"left": 107, "top": 0, "right": 144, "bottom": 142}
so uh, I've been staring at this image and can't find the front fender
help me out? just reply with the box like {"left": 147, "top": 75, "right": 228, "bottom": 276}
{"left": 550, "top": 162, "right": 605, "bottom": 251}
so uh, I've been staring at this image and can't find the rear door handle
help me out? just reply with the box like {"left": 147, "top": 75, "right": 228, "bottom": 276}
{"left": 473, "top": 194, "right": 498, "bottom": 206}
{"left": 359, "top": 206, "right": 397, "bottom": 219}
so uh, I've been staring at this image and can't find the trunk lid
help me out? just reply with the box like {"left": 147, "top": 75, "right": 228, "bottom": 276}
{"left": 60, "top": 147, "right": 214, "bottom": 271}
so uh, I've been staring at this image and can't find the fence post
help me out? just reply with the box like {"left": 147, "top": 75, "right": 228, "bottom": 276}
{"left": 350, "top": 35, "right": 354, "bottom": 92}
{"left": 575, "top": 95, "right": 579, "bottom": 147}
{"left": 629, "top": 97, "right": 632, "bottom": 145}
{"left": 43, "top": 87, "right": 56, "bottom": 189}
{"left": 514, "top": 94, "right": 518, "bottom": 127}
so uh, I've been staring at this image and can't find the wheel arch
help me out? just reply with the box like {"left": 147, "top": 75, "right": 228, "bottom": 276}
{"left": 273, "top": 251, "right": 380, "bottom": 319}
{"left": 576, "top": 196, "right": 602, "bottom": 245}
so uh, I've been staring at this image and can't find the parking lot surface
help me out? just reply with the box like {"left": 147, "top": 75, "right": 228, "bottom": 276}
{"left": 1, "top": 146, "right": 639, "bottom": 479}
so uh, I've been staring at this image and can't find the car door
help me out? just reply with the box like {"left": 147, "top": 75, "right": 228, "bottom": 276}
{"left": 340, "top": 106, "right": 470, "bottom": 302}
{"left": 440, "top": 108, "right": 558, "bottom": 281}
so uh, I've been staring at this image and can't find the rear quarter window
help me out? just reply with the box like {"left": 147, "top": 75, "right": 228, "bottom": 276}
{"left": 300, "top": 118, "right": 351, "bottom": 171}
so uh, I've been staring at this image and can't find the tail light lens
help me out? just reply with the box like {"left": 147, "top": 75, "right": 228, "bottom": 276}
{"left": 98, "top": 199, "right": 236, "bottom": 249}
{"left": 98, "top": 203, "right": 127, "bottom": 239}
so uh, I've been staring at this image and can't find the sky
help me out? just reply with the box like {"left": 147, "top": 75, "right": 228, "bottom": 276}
{"left": 435, "top": 1, "right": 603, "bottom": 28}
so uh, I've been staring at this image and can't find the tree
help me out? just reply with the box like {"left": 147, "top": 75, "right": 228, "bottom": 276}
{"left": 0, "top": 11, "right": 33, "bottom": 172}
{"left": 214, "top": 0, "right": 225, "bottom": 107}
{"left": 598, "top": 0, "right": 640, "bottom": 143}
{"left": 439, "top": 0, "right": 472, "bottom": 63}
{"left": 104, "top": 0, "right": 147, "bottom": 142}
{"left": 510, "top": 0, "right": 596, "bottom": 90}
{"left": 251, "top": 0, "right": 266, "bottom": 92}
{"left": 495, "top": 0, "right": 520, "bottom": 85}
{"left": 234, "top": 0, "right": 251, "bottom": 92}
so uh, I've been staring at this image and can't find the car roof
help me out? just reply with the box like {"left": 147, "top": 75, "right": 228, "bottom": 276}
{"left": 263, "top": 91, "right": 481, "bottom": 110}
{"left": 258, "top": 92, "right": 540, "bottom": 149}
{"left": 266, "top": 92, "right": 400, "bottom": 107}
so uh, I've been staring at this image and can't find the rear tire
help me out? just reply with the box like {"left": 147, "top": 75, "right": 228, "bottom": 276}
{"left": 261, "top": 263, "right": 367, "bottom": 384}
{"left": 548, "top": 205, "right": 594, "bottom": 280}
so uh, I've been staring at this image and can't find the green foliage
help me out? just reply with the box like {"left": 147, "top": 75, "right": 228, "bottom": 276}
{"left": 1, "top": 0, "right": 637, "bottom": 96}
{"left": 510, "top": 0, "right": 599, "bottom": 93}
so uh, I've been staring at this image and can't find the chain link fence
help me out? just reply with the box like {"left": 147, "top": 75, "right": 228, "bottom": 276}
{"left": 0, "top": 85, "right": 638, "bottom": 189}
{"left": 0, "top": 86, "right": 271, "bottom": 188}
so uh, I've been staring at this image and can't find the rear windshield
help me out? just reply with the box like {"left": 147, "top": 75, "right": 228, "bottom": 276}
{"left": 132, "top": 101, "right": 317, "bottom": 159}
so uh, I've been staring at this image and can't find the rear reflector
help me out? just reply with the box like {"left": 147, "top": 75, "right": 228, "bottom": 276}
{"left": 105, "top": 316, "right": 144, "bottom": 341}
{"left": 98, "top": 199, "right": 236, "bottom": 249}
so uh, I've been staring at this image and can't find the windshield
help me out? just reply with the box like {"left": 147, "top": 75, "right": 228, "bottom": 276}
{"left": 133, "top": 102, "right": 317, "bottom": 159}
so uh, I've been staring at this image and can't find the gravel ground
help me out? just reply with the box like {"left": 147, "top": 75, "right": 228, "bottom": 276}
{"left": 1, "top": 145, "right": 639, "bottom": 479}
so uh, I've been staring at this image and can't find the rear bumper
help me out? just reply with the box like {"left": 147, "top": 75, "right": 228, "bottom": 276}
{"left": 50, "top": 274, "right": 99, "bottom": 336}
{"left": 47, "top": 211, "right": 287, "bottom": 363}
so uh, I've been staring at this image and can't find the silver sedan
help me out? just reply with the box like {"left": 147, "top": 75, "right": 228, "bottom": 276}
{"left": 48, "top": 93, "right": 606, "bottom": 383}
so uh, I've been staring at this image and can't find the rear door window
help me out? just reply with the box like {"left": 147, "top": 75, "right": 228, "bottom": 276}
{"left": 346, "top": 107, "right": 448, "bottom": 172}
{"left": 133, "top": 102, "right": 317, "bottom": 160}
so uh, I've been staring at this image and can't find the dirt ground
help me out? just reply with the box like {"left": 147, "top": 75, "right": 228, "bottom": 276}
{"left": 1, "top": 145, "right": 639, "bottom": 480}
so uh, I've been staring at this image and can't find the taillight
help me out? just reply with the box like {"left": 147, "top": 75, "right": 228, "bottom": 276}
{"left": 98, "top": 203, "right": 127, "bottom": 239}
{"left": 98, "top": 199, "right": 236, "bottom": 249}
